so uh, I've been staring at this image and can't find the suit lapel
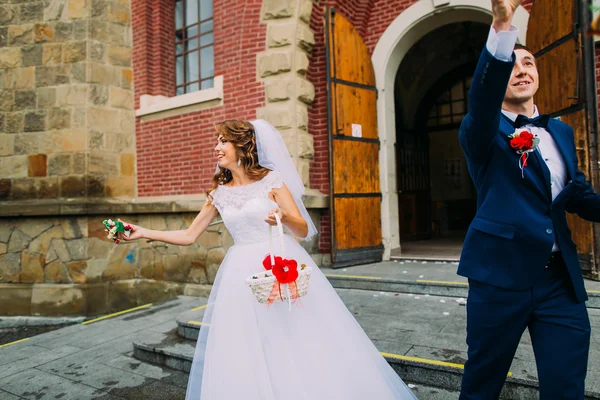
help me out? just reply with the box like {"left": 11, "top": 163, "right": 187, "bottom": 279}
{"left": 500, "top": 115, "right": 552, "bottom": 200}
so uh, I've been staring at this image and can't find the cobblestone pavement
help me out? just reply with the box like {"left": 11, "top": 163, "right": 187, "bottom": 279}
{"left": 0, "top": 325, "right": 73, "bottom": 346}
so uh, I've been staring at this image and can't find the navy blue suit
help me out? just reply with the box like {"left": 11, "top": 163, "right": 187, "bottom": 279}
{"left": 458, "top": 48, "right": 600, "bottom": 399}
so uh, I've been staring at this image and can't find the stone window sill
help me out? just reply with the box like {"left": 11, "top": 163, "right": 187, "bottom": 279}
{"left": 135, "top": 75, "right": 224, "bottom": 122}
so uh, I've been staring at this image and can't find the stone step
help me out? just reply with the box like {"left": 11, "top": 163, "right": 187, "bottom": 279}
{"left": 132, "top": 327, "right": 600, "bottom": 400}
{"left": 323, "top": 263, "right": 600, "bottom": 309}
{"left": 176, "top": 309, "right": 203, "bottom": 341}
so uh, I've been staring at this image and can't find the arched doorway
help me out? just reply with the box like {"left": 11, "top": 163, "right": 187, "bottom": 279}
{"left": 371, "top": 1, "right": 530, "bottom": 259}
{"left": 394, "top": 22, "right": 486, "bottom": 259}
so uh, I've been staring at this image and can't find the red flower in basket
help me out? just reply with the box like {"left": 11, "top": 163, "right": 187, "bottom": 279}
{"left": 272, "top": 259, "right": 299, "bottom": 284}
{"left": 508, "top": 130, "right": 540, "bottom": 176}
{"left": 262, "top": 255, "right": 283, "bottom": 271}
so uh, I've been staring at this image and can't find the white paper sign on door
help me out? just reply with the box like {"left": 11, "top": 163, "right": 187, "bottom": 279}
{"left": 351, "top": 124, "right": 362, "bottom": 138}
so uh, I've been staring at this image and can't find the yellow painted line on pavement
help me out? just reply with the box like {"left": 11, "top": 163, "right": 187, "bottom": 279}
{"left": 417, "top": 280, "right": 469, "bottom": 286}
{"left": 191, "top": 305, "right": 208, "bottom": 312}
{"left": 587, "top": 290, "right": 600, "bottom": 294}
{"left": 380, "top": 352, "right": 512, "bottom": 377}
{"left": 324, "top": 274, "right": 382, "bottom": 280}
{"left": 81, "top": 303, "right": 153, "bottom": 325}
{"left": 0, "top": 338, "right": 30, "bottom": 349}
{"left": 188, "top": 320, "right": 210, "bottom": 327}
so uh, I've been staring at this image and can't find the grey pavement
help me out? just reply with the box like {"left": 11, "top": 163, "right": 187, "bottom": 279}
{"left": 0, "top": 276, "right": 599, "bottom": 399}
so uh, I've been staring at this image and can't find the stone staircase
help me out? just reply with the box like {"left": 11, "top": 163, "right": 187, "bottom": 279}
{"left": 130, "top": 294, "right": 600, "bottom": 400}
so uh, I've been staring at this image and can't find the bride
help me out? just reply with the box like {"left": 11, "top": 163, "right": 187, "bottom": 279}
{"left": 118, "top": 120, "right": 417, "bottom": 399}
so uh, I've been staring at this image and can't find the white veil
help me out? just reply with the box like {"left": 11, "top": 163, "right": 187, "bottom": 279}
{"left": 250, "top": 119, "right": 317, "bottom": 241}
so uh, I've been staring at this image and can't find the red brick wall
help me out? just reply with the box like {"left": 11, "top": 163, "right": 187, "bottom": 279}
{"left": 132, "top": 0, "right": 266, "bottom": 197}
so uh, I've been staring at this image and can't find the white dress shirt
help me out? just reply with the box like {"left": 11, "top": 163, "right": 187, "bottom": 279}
{"left": 486, "top": 27, "right": 567, "bottom": 251}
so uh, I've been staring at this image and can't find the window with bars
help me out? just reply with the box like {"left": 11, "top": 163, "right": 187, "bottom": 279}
{"left": 427, "top": 76, "right": 472, "bottom": 128}
{"left": 175, "top": 0, "right": 214, "bottom": 95}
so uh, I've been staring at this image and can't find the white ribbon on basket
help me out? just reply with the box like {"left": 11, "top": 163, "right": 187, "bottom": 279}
{"left": 268, "top": 212, "right": 293, "bottom": 311}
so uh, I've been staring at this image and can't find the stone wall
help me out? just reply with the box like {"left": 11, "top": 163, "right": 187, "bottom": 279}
{"left": 0, "top": 0, "right": 136, "bottom": 201}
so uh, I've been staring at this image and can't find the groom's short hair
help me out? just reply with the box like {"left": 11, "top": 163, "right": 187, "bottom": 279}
{"left": 514, "top": 43, "right": 537, "bottom": 66}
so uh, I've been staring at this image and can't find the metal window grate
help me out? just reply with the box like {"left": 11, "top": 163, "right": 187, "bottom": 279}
{"left": 427, "top": 76, "right": 472, "bottom": 128}
{"left": 175, "top": 0, "right": 214, "bottom": 95}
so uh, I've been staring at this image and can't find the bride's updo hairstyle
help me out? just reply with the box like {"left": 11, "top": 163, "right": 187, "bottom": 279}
{"left": 207, "top": 120, "right": 271, "bottom": 200}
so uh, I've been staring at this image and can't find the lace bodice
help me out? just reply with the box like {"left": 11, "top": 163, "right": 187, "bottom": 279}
{"left": 211, "top": 171, "right": 284, "bottom": 245}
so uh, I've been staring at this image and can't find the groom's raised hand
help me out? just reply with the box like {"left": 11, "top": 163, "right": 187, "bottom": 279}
{"left": 491, "top": 0, "right": 522, "bottom": 32}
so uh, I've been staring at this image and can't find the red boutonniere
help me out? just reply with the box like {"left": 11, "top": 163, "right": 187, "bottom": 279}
{"left": 508, "top": 130, "right": 540, "bottom": 177}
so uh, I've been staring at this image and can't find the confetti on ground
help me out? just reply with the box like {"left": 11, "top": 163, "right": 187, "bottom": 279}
{"left": 402, "top": 271, "right": 407, "bottom": 274}
{"left": 440, "top": 300, "right": 446, "bottom": 303}
{"left": 421, "top": 261, "right": 427, "bottom": 264}
{"left": 373, "top": 294, "right": 379, "bottom": 297}
{"left": 419, "top": 275, "right": 424, "bottom": 278}
{"left": 443, "top": 312, "right": 450, "bottom": 316}
{"left": 394, "top": 260, "right": 398, "bottom": 262}
{"left": 400, "top": 262, "right": 405, "bottom": 264}
{"left": 408, "top": 384, "right": 417, "bottom": 389}
{"left": 425, "top": 294, "right": 430, "bottom": 297}
{"left": 414, "top": 296, "right": 420, "bottom": 299}
{"left": 343, "top": 269, "right": 347, "bottom": 271}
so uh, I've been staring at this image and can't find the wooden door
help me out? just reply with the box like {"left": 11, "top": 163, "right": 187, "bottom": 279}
{"left": 325, "top": 7, "right": 383, "bottom": 267}
{"left": 527, "top": 0, "right": 599, "bottom": 279}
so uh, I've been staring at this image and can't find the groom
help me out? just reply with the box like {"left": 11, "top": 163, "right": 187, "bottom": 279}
{"left": 458, "top": 0, "right": 600, "bottom": 398}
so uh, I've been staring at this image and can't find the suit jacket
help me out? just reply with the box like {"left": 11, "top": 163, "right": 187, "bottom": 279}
{"left": 458, "top": 48, "right": 600, "bottom": 303}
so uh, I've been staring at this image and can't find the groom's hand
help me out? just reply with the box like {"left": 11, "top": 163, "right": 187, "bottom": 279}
{"left": 491, "top": 0, "right": 522, "bottom": 32}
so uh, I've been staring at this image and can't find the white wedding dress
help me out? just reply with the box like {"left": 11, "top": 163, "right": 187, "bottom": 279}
{"left": 185, "top": 171, "right": 418, "bottom": 400}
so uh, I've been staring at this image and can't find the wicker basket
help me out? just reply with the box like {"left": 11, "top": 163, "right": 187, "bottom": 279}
{"left": 246, "top": 213, "right": 311, "bottom": 305}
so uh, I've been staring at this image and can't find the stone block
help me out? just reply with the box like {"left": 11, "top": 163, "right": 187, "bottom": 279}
{"left": 71, "top": 153, "right": 85, "bottom": 174}
{"left": 107, "top": 44, "right": 130, "bottom": 67}
{"left": 0, "top": 242, "right": 6, "bottom": 256}
{"left": 16, "top": 218, "right": 53, "bottom": 241}
{"left": 0, "top": 27, "right": 6, "bottom": 48}
{"left": 121, "top": 68, "right": 133, "bottom": 89}
{"left": 86, "top": 174, "right": 105, "bottom": 197}
{"left": 44, "top": 259, "right": 71, "bottom": 283}
{"left": 297, "top": 157, "right": 310, "bottom": 186}
{"left": 62, "top": 41, "right": 87, "bottom": 63}
{"left": 66, "top": 260, "right": 87, "bottom": 283}
{"left": 258, "top": 51, "right": 292, "bottom": 78}
{"left": 34, "top": 23, "right": 55, "bottom": 42}
{"left": 87, "top": 217, "right": 108, "bottom": 240}
{"left": 57, "top": 84, "right": 87, "bottom": 106}
{"left": 0, "top": 284, "right": 32, "bottom": 315}
{"left": 262, "top": 0, "right": 295, "bottom": 20}
{"left": 109, "top": 86, "right": 132, "bottom": 109}
{"left": 0, "top": 90, "right": 13, "bottom": 112}
{"left": 299, "top": 0, "right": 313, "bottom": 24}
{"left": 24, "top": 110, "right": 46, "bottom": 132}
{"left": 89, "top": 63, "right": 120, "bottom": 86}
{"left": 70, "top": 62, "right": 87, "bottom": 83}
{"left": 91, "top": 0, "right": 108, "bottom": 18}
{"left": 267, "top": 23, "right": 295, "bottom": 48}
{"left": 136, "top": 280, "right": 184, "bottom": 306}
{"left": 72, "top": 107, "right": 86, "bottom": 129}
{"left": 36, "top": 65, "right": 70, "bottom": 87}
{"left": 162, "top": 253, "right": 189, "bottom": 282}
{"left": 297, "top": 23, "right": 315, "bottom": 52}
{"left": 0, "top": 113, "right": 4, "bottom": 134}
{"left": 108, "top": 2, "right": 130, "bottom": 25}
{"left": 0, "top": 225, "right": 12, "bottom": 244}
{"left": 296, "top": 103, "right": 308, "bottom": 129}
{"left": 20, "top": 250, "right": 44, "bottom": 283}
{"left": 90, "top": 40, "right": 104, "bottom": 62}
{"left": 3, "top": 67, "right": 35, "bottom": 89}
{"left": 198, "top": 230, "right": 222, "bottom": 249}
{"left": 138, "top": 248, "right": 154, "bottom": 279}
{"left": 5, "top": 112, "right": 23, "bottom": 133}
{"left": 60, "top": 175, "right": 86, "bottom": 197}
{"left": 118, "top": 111, "right": 135, "bottom": 134}
{"left": 48, "top": 153, "right": 71, "bottom": 176}
{"left": 47, "top": 107, "right": 71, "bottom": 130}
{"left": 42, "top": 43, "right": 62, "bottom": 65}
{"left": 104, "top": 244, "right": 136, "bottom": 280}
{"left": 0, "top": 5, "right": 15, "bottom": 25}
{"left": 14, "top": 89, "right": 36, "bottom": 110}
{"left": 88, "top": 84, "right": 107, "bottom": 106}
{"left": 266, "top": 78, "right": 292, "bottom": 102}
{"left": 296, "top": 51, "right": 309, "bottom": 75}
{"left": 68, "top": 0, "right": 90, "bottom": 19}
{"left": 108, "top": 279, "right": 137, "bottom": 311}
{"left": 8, "top": 24, "right": 34, "bottom": 46}
{"left": 31, "top": 285, "right": 86, "bottom": 316}
{"left": 0, "top": 253, "right": 21, "bottom": 283}
{"left": 19, "top": 2, "right": 44, "bottom": 24}
{"left": 0, "top": 155, "right": 28, "bottom": 179}
{"left": 10, "top": 178, "right": 36, "bottom": 200}
{"left": 65, "top": 238, "right": 87, "bottom": 260}
{"left": 298, "top": 131, "right": 314, "bottom": 159}
{"left": 84, "top": 258, "right": 105, "bottom": 283}
{"left": 105, "top": 175, "right": 135, "bottom": 198}
{"left": 28, "top": 154, "right": 47, "bottom": 177}
{"left": 29, "top": 225, "right": 63, "bottom": 255}
{"left": 0, "top": 134, "right": 14, "bottom": 157}
{"left": 54, "top": 22, "right": 73, "bottom": 41}
{"left": 257, "top": 106, "right": 293, "bottom": 130}
{"left": 87, "top": 106, "right": 119, "bottom": 131}
{"left": 36, "top": 177, "right": 59, "bottom": 199}
{"left": 89, "top": 151, "right": 118, "bottom": 174}
{"left": 88, "top": 238, "right": 111, "bottom": 260}
{"left": 83, "top": 282, "right": 109, "bottom": 315}
{"left": 120, "top": 153, "right": 134, "bottom": 176}
{"left": 37, "top": 87, "right": 56, "bottom": 108}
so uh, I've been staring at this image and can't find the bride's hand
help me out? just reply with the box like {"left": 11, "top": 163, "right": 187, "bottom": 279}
{"left": 264, "top": 208, "right": 287, "bottom": 226}
{"left": 105, "top": 218, "right": 145, "bottom": 242}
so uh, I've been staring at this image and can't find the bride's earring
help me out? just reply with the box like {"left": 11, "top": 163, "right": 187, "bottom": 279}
{"left": 237, "top": 159, "right": 242, "bottom": 167}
